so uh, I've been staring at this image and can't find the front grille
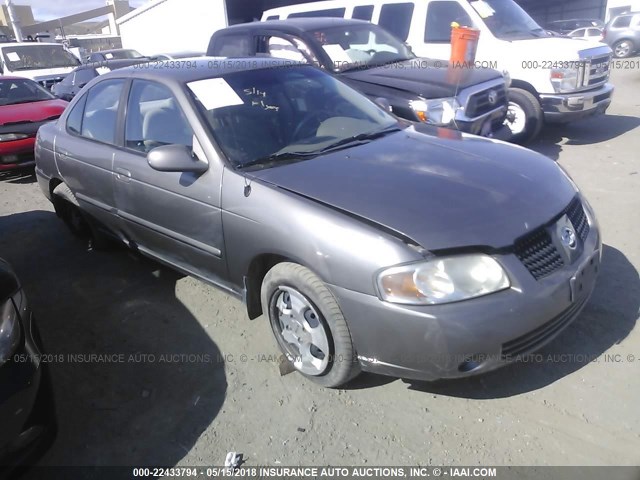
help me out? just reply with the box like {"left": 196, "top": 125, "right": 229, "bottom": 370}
{"left": 578, "top": 54, "right": 611, "bottom": 89}
{"left": 465, "top": 85, "right": 507, "bottom": 118}
{"left": 514, "top": 229, "right": 564, "bottom": 280}
{"left": 501, "top": 296, "right": 588, "bottom": 359}
{"left": 564, "top": 196, "right": 589, "bottom": 243}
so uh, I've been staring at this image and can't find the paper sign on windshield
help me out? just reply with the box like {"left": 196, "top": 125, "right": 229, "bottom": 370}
{"left": 6, "top": 52, "right": 20, "bottom": 62}
{"left": 105, "top": 53, "right": 114, "bottom": 59}
{"left": 187, "top": 78, "right": 243, "bottom": 111}
{"left": 471, "top": 0, "right": 496, "bottom": 18}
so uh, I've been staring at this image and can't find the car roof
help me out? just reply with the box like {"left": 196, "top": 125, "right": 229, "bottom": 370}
{"left": 217, "top": 17, "right": 371, "bottom": 34}
{"left": 98, "top": 57, "right": 308, "bottom": 84}
{"left": 0, "top": 41, "right": 63, "bottom": 47}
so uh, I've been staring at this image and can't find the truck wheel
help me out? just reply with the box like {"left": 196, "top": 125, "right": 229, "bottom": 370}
{"left": 504, "top": 88, "right": 543, "bottom": 144}
{"left": 260, "top": 262, "right": 360, "bottom": 388}
{"left": 613, "top": 39, "right": 635, "bottom": 58}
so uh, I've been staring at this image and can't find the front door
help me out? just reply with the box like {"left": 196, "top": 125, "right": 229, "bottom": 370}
{"left": 112, "top": 79, "right": 227, "bottom": 283}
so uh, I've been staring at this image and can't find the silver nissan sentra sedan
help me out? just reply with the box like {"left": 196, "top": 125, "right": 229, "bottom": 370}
{"left": 34, "top": 58, "right": 601, "bottom": 388}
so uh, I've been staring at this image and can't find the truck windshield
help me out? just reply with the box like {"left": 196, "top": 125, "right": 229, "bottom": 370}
{"left": 468, "top": 0, "right": 546, "bottom": 40}
{"left": 1, "top": 45, "right": 81, "bottom": 71}
{"left": 309, "top": 24, "right": 416, "bottom": 72}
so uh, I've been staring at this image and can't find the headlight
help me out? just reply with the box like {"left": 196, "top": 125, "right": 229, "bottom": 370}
{"left": 0, "top": 298, "right": 21, "bottom": 364}
{"left": 410, "top": 97, "right": 460, "bottom": 126}
{"left": 0, "top": 133, "right": 29, "bottom": 142}
{"left": 550, "top": 67, "right": 579, "bottom": 93}
{"left": 376, "top": 254, "right": 510, "bottom": 305}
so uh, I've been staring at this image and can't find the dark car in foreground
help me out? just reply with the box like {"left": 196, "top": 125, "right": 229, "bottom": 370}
{"left": 52, "top": 59, "right": 149, "bottom": 101}
{"left": 0, "top": 77, "right": 67, "bottom": 172}
{"left": 0, "top": 258, "right": 55, "bottom": 472}
{"left": 207, "top": 18, "right": 509, "bottom": 138}
{"left": 604, "top": 12, "right": 640, "bottom": 58}
{"left": 35, "top": 59, "right": 600, "bottom": 387}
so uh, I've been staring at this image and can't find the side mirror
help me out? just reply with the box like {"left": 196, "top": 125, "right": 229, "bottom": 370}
{"left": 374, "top": 97, "right": 392, "bottom": 112}
{"left": 147, "top": 144, "right": 209, "bottom": 173}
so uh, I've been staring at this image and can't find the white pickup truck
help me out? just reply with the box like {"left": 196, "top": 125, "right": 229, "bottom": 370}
{"left": 263, "top": 0, "right": 614, "bottom": 143}
{"left": 0, "top": 42, "right": 81, "bottom": 89}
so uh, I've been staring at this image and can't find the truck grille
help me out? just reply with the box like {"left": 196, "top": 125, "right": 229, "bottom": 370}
{"left": 514, "top": 196, "right": 590, "bottom": 280}
{"left": 465, "top": 85, "right": 507, "bottom": 118}
{"left": 577, "top": 54, "right": 611, "bottom": 90}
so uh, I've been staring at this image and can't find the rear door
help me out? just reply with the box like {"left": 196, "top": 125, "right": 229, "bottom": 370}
{"left": 55, "top": 78, "right": 126, "bottom": 227}
{"left": 112, "top": 78, "right": 227, "bottom": 283}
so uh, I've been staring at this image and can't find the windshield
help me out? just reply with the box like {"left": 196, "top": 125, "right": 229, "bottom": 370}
{"left": 468, "top": 0, "right": 545, "bottom": 39}
{"left": 0, "top": 77, "right": 56, "bottom": 105}
{"left": 310, "top": 24, "right": 415, "bottom": 72}
{"left": 189, "top": 66, "right": 400, "bottom": 169}
{"left": 1, "top": 44, "right": 81, "bottom": 71}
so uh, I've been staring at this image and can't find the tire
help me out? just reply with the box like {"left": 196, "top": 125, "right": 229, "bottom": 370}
{"left": 260, "top": 262, "right": 360, "bottom": 388}
{"left": 504, "top": 88, "right": 544, "bottom": 144}
{"left": 52, "top": 183, "right": 111, "bottom": 249}
{"left": 613, "top": 39, "right": 635, "bottom": 59}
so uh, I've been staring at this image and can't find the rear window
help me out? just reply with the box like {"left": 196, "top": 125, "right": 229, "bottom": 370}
{"left": 379, "top": 3, "right": 415, "bottom": 41}
{"left": 612, "top": 16, "right": 632, "bottom": 28}
{"left": 352, "top": 5, "right": 374, "bottom": 21}
{"left": 289, "top": 8, "right": 346, "bottom": 18}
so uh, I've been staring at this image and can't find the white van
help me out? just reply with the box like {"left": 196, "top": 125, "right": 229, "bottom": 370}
{"left": 0, "top": 42, "right": 81, "bottom": 89}
{"left": 263, "top": 0, "right": 614, "bottom": 143}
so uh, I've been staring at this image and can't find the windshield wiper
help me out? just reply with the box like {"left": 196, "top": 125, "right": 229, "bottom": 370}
{"left": 236, "top": 151, "right": 319, "bottom": 171}
{"left": 319, "top": 126, "right": 402, "bottom": 153}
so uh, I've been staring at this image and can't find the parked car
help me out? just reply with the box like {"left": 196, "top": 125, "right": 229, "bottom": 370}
{"left": 604, "top": 12, "right": 640, "bottom": 58}
{"left": 52, "top": 58, "right": 149, "bottom": 101}
{"left": 262, "top": 1, "right": 614, "bottom": 144}
{"left": 84, "top": 48, "right": 149, "bottom": 63}
{"left": 35, "top": 59, "right": 601, "bottom": 387}
{"left": 0, "top": 257, "right": 56, "bottom": 472}
{"left": 0, "top": 42, "right": 80, "bottom": 89}
{"left": 0, "top": 77, "right": 67, "bottom": 172}
{"left": 148, "top": 51, "right": 205, "bottom": 61}
{"left": 567, "top": 27, "right": 604, "bottom": 42}
{"left": 208, "top": 18, "right": 509, "bottom": 139}
{"left": 546, "top": 18, "right": 605, "bottom": 35}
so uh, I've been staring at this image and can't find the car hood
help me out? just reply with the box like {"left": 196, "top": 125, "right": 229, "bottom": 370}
{"left": 0, "top": 99, "right": 68, "bottom": 126}
{"left": 340, "top": 58, "right": 503, "bottom": 98}
{"left": 0, "top": 258, "right": 19, "bottom": 300}
{"left": 249, "top": 126, "right": 577, "bottom": 251}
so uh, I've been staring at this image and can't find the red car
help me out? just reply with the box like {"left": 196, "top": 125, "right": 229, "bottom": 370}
{"left": 0, "top": 76, "right": 67, "bottom": 172}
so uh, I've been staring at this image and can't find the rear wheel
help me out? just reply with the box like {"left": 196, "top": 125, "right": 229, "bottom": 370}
{"left": 504, "top": 88, "right": 544, "bottom": 144}
{"left": 260, "top": 262, "right": 359, "bottom": 388}
{"left": 613, "top": 39, "right": 635, "bottom": 58}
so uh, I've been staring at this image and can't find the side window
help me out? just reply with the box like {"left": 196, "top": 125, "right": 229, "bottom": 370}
{"left": 379, "top": 3, "right": 415, "bottom": 41}
{"left": 613, "top": 16, "right": 632, "bottom": 28}
{"left": 266, "top": 36, "right": 308, "bottom": 62}
{"left": 266, "top": 15, "right": 279, "bottom": 20}
{"left": 211, "top": 34, "right": 251, "bottom": 56}
{"left": 125, "top": 79, "right": 193, "bottom": 153}
{"left": 570, "top": 28, "right": 585, "bottom": 37}
{"left": 587, "top": 28, "right": 600, "bottom": 37}
{"left": 75, "top": 69, "right": 97, "bottom": 86}
{"left": 80, "top": 79, "right": 125, "bottom": 144}
{"left": 289, "top": 8, "right": 346, "bottom": 18}
{"left": 66, "top": 93, "right": 88, "bottom": 135}
{"left": 352, "top": 5, "right": 374, "bottom": 21}
{"left": 425, "top": 1, "right": 474, "bottom": 43}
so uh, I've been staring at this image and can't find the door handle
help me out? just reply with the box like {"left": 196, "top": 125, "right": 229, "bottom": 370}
{"left": 115, "top": 167, "right": 132, "bottom": 182}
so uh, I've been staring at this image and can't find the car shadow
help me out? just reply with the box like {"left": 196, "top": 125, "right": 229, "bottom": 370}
{"left": 529, "top": 114, "right": 640, "bottom": 160}
{"left": 402, "top": 244, "right": 638, "bottom": 399}
{"left": 0, "top": 210, "right": 227, "bottom": 474}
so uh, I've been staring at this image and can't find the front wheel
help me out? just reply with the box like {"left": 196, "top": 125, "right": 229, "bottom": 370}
{"left": 260, "top": 262, "right": 360, "bottom": 388}
{"left": 504, "top": 88, "right": 544, "bottom": 144}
